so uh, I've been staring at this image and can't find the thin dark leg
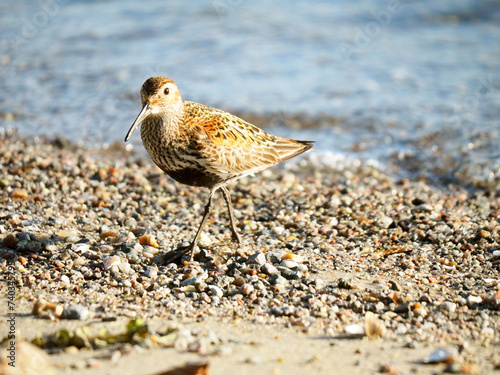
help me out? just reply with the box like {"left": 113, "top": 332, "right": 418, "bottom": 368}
{"left": 188, "top": 189, "right": 216, "bottom": 260}
{"left": 221, "top": 186, "right": 242, "bottom": 244}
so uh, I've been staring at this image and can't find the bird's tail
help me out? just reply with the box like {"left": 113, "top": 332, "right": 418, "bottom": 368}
{"left": 275, "top": 138, "right": 314, "bottom": 162}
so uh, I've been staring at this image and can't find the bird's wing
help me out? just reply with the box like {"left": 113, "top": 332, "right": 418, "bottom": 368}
{"left": 183, "top": 102, "right": 312, "bottom": 176}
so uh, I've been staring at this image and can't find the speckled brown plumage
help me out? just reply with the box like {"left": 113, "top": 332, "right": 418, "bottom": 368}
{"left": 125, "top": 76, "right": 313, "bottom": 260}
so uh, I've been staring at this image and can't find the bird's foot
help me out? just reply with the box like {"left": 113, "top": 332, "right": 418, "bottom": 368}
{"left": 162, "top": 243, "right": 197, "bottom": 265}
{"left": 231, "top": 232, "right": 242, "bottom": 245}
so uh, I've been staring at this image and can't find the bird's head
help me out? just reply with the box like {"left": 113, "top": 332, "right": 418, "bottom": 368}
{"left": 125, "top": 76, "right": 182, "bottom": 142}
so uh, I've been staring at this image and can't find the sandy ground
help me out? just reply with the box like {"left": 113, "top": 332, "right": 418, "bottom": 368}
{"left": 1, "top": 294, "right": 498, "bottom": 375}
{"left": 0, "top": 134, "right": 499, "bottom": 374}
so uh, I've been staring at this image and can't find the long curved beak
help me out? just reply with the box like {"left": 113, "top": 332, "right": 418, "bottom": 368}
{"left": 124, "top": 102, "right": 152, "bottom": 142}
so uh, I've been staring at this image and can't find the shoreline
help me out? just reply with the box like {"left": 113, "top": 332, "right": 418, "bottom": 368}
{"left": 0, "top": 133, "right": 499, "bottom": 374}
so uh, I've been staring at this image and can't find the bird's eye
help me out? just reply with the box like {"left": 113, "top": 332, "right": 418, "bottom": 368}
{"left": 164, "top": 87, "right": 169, "bottom": 95}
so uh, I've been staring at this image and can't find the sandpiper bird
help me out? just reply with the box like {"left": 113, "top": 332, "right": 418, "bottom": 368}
{"left": 125, "top": 76, "right": 313, "bottom": 260}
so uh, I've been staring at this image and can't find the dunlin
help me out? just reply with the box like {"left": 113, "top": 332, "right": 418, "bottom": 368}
{"left": 125, "top": 76, "right": 313, "bottom": 260}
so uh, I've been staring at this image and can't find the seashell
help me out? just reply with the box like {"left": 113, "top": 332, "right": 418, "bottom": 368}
{"left": 103, "top": 255, "right": 121, "bottom": 270}
{"left": 280, "top": 253, "right": 304, "bottom": 263}
{"left": 344, "top": 324, "right": 365, "bottom": 336}
{"left": 364, "top": 311, "right": 386, "bottom": 338}
{"left": 72, "top": 243, "right": 90, "bottom": 253}
{"left": 32, "top": 298, "right": 64, "bottom": 318}
{"left": 423, "top": 348, "right": 457, "bottom": 364}
{"left": 139, "top": 234, "right": 159, "bottom": 248}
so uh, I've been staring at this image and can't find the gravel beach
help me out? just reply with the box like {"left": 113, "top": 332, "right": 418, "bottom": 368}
{"left": 0, "top": 131, "right": 499, "bottom": 374}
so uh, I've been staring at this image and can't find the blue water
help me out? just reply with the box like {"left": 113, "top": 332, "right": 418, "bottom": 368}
{"left": 1, "top": 0, "right": 499, "bottom": 187}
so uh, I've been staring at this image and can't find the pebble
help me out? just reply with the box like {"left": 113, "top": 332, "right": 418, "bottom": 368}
{"left": 209, "top": 285, "right": 224, "bottom": 298}
{"left": 245, "top": 356, "right": 262, "bottom": 365}
{"left": 118, "top": 262, "right": 131, "bottom": 274}
{"left": 276, "top": 267, "right": 299, "bottom": 280}
{"left": 261, "top": 263, "right": 279, "bottom": 275}
{"left": 11, "top": 189, "right": 28, "bottom": 199}
{"left": 466, "top": 295, "right": 482, "bottom": 306}
{"left": 246, "top": 252, "right": 266, "bottom": 266}
{"left": 2, "top": 134, "right": 499, "bottom": 367}
{"left": 440, "top": 301, "right": 457, "bottom": 313}
{"left": 240, "top": 283, "right": 254, "bottom": 295}
{"left": 344, "top": 324, "right": 365, "bottom": 336}
{"left": 61, "top": 304, "right": 90, "bottom": 320}
{"left": 423, "top": 348, "right": 457, "bottom": 364}
{"left": 280, "top": 259, "right": 299, "bottom": 269}
{"left": 58, "top": 230, "right": 79, "bottom": 238}
{"left": 59, "top": 275, "right": 70, "bottom": 288}
{"left": 2, "top": 234, "right": 18, "bottom": 249}
{"left": 139, "top": 234, "right": 159, "bottom": 248}
{"left": 270, "top": 274, "right": 287, "bottom": 286}
{"left": 389, "top": 280, "right": 402, "bottom": 291}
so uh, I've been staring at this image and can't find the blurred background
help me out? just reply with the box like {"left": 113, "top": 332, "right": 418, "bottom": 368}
{"left": 0, "top": 0, "right": 499, "bottom": 189}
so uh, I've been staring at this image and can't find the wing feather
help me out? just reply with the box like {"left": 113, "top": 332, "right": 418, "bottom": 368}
{"left": 183, "top": 102, "right": 313, "bottom": 177}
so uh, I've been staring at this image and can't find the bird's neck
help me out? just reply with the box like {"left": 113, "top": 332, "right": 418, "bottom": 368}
{"left": 156, "top": 101, "right": 185, "bottom": 139}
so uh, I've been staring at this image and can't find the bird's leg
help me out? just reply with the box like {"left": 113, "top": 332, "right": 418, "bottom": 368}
{"left": 221, "top": 186, "right": 242, "bottom": 245}
{"left": 187, "top": 188, "right": 216, "bottom": 260}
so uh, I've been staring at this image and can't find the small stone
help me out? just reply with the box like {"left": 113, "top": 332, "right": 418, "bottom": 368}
{"left": 61, "top": 304, "right": 90, "bottom": 320}
{"left": 277, "top": 267, "right": 298, "bottom": 280}
{"left": 272, "top": 226, "right": 285, "bottom": 235}
{"left": 139, "top": 234, "right": 159, "bottom": 248}
{"left": 216, "top": 345, "right": 233, "bottom": 356}
{"left": 73, "top": 257, "right": 86, "bottom": 266}
{"left": 11, "top": 189, "right": 28, "bottom": 199}
{"left": 246, "top": 252, "right": 266, "bottom": 266}
{"left": 232, "top": 276, "right": 245, "bottom": 287}
{"left": 245, "top": 356, "right": 261, "bottom": 365}
{"left": 209, "top": 285, "right": 223, "bottom": 298}
{"left": 423, "top": 348, "right": 456, "bottom": 364}
{"left": 389, "top": 280, "right": 402, "bottom": 291}
{"left": 296, "top": 264, "right": 308, "bottom": 272}
{"left": 412, "top": 303, "right": 428, "bottom": 318}
{"left": 118, "top": 262, "right": 131, "bottom": 274}
{"left": 475, "top": 230, "right": 491, "bottom": 240}
{"left": 280, "top": 259, "right": 299, "bottom": 269}
{"left": 100, "top": 231, "right": 118, "bottom": 239}
{"left": 270, "top": 274, "right": 287, "bottom": 286}
{"left": 338, "top": 278, "right": 354, "bottom": 289}
{"left": 440, "top": 301, "right": 456, "bottom": 313}
{"left": 419, "top": 294, "right": 432, "bottom": 304}
{"left": 240, "top": 283, "right": 254, "bottom": 296}
{"left": 444, "top": 363, "right": 463, "bottom": 374}
{"left": 261, "top": 263, "right": 279, "bottom": 275}
{"left": 466, "top": 295, "right": 482, "bottom": 306}
{"left": 379, "top": 363, "right": 400, "bottom": 374}
{"left": 344, "top": 324, "right": 365, "bottom": 336}
{"left": 144, "top": 267, "right": 158, "bottom": 279}
{"left": 394, "top": 303, "right": 410, "bottom": 313}
{"left": 58, "top": 229, "right": 79, "bottom": 238}
{"left": 378, "top": 215, "right": 393, "bottom": 229}
{"left": 413, "top": 204, "right": 433, "bottom": 212}
{"left": 266, "top": 251, "right": 287, "bottom": 264}
{"left": 2, "top": 234, "right": 19, "bottom": 249}
{"left": 60, "top": 275, "right": 70, "bottom": 288}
